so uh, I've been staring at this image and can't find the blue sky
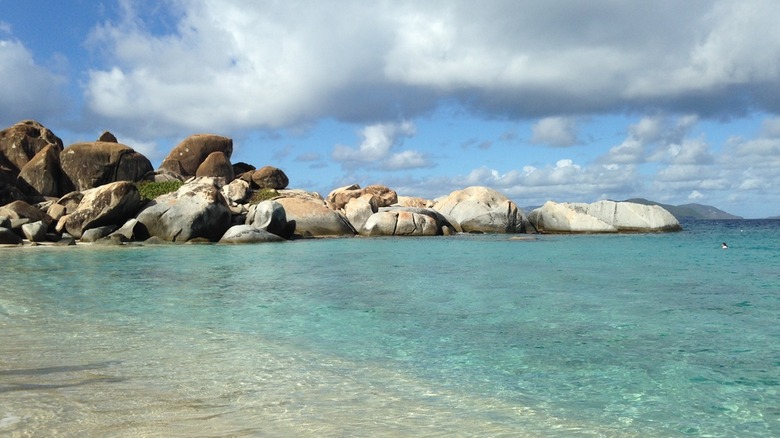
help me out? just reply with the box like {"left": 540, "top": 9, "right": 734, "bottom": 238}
{"left": 3, "top": 0, "right": 780, "bottom": 218}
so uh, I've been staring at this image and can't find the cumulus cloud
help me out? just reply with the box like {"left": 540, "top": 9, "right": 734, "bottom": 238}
{"left": 332, "top": 121, "right": 431, "bottom": 170}
{"left": 530, "top": 117, "right": 579, "bottom": 147}
{"left": 81, "top": 0, "right": 780, "bottom": 138}
{"left": 0, "top": 38, "right": 67, "bottom": 124}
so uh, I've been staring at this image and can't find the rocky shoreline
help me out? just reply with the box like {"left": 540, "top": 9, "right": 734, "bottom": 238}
{"left": 0, "top": 120, "right": 682, "bottom": 247}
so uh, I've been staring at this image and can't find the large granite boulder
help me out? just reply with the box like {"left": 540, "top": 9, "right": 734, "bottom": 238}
{"left": 527, "top": 200, "right": 682, "bottom": 233}
{"left": 135, "top": 177, "right": 232, "bottom": 242}
{"left": 160, "top": 134, "right": 233, "bottom": 177}
{"left": 345, "top": 194, "right": 378, "bottom": 231}
{"left": 0, "top": 120, "right": 63, "bottom": 174}
{"left": 0, "top": 200, "right": 52, "bottom": 227}
{"left": 360, "top": 209, "right": 439, "bottom": 236}
{"left": 63, "top": 181, "right": 142, "bottom": 239}
{"left": 275, "top": 196, "right": 355, "bottom": 237}
{"left": 195, "top": 151, "right": 234, "bottom": 180}
{"left": 21, "top": 220, "right": 48, "bottom": 242}
{"left": 60, "top": 141, "right": 153, "bottom": 191}
{"left": 221, "top": 178, "right": 251, "bottom": 205}
{"left": 360, "top": 206, "right": 458, "bottom": 236}
{"left": 251, "top": 166, "right": 289, "bottom": 189}
{"left": 219, "top": 224, "right": 285, "bottom": 244}
{"left": 328, "top": 184, "right": 398, "bottom": 210}
{"left": 17, "top": 144, "right": 65, "bottom": 197}
{"left": 433, "top": 186, "right": 526, "bottom": 233}
{"left": 245, "top": 200, "right": 294, "bottom": 238}
{"left": 396, "top": 196, "right": 433, "bottom": 208}
{"left": 0, "top": 181, "right": 25, "bottom": 205}
{"left": 0, "top": 227, "right": 22, "bottom": 245}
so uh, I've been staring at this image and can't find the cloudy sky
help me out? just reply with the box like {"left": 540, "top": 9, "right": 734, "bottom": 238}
{"left": 2, "top": 0, "right": 780, "bottom": 217}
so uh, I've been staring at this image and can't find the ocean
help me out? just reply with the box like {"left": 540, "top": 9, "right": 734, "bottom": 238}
{"left": 1, "top": 220, "right": 778, "bottom": 437}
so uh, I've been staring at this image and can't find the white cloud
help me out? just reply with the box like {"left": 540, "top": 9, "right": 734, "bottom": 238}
{"left": 382, "top": 150, "right": 433, "bottom": 170}
{"left": 688, "top": 190, "right": 703, "bottom": 200}
{"left": 530, "top": 117, "right": 579, "bottom": 147}
{"left": 81, "top": 1, "right": 780, "bottom": 138}
{"left": 332, "top": 121, "right": 429, "bottom": 171}
{"left": 0, "top": 38, "right": 67, "bottom": 124}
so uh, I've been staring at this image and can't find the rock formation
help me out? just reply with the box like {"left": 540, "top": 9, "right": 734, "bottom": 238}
{"left": 160, "top": 134, "right": 233, "bottom": 177}
{"left": 528, "top": 200, "right": 682, "bottom": 233}
{"left": 60, "top": 141, "right": 153, "bottom": 191}
{"left": 135, "top": 177, "right": 232, "bottom": 242}
{"left": 433, "top": 186, "right": 527, "bottom": 233}
{"left": 0, "top": 119, "right": 685, "bottom": 247}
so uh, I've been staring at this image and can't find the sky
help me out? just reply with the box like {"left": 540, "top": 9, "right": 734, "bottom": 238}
{"left": 2, "top": 1, "right": 780, "bottom": 218}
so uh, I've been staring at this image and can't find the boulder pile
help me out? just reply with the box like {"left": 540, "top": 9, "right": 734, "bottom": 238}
{"left": 0, "top": 120, "right": 682, "bottom": 247}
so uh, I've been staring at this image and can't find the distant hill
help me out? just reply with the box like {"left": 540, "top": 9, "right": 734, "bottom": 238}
{"left": 623, "top": 198, "right": 743, "bottom": 220}
{"left": 520, "top": 199, "right": 743, "bottom": 220}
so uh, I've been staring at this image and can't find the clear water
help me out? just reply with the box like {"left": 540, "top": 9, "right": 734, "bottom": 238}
{"left": 1, "top": 220, "right": 778, "bottom": 437}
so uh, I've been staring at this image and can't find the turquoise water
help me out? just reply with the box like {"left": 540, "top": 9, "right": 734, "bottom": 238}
{"left": 1, "top": 220, "right": 778, "bottom": 436}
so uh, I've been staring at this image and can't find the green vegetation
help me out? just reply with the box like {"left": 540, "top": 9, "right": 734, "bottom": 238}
{"left": 136, "top": 180, "right": 183, "bottom": 202}
{"left": 250, "top": 188, "right": 279, "bottom": 204}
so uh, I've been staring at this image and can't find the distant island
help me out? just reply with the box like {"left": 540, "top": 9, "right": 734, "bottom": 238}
{"left": 620, "top": 199, "right": 743, "bottom": 220}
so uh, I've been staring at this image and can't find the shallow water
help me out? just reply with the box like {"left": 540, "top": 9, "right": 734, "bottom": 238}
{"left": 1, "top": 220, "right": 779, "bottom": 436}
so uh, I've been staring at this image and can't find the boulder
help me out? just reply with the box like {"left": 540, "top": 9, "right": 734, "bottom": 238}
{"left": 195, "top": 151, "right": 234, "bottom": 180}
{"left": 46, "top": 203, "right": 67, "bottom": 222}
{"left": 219, "top": 224, "right": 285, "bottom": 244}
{"left": 0, "top": 200, "right": 52, "bottom": 227}
{"left": 60, "top": 141, "right": 153, "bottom": 191}
{"left": 21, "top": 220, "right": 47, "bottom": 242}
{"left": 583, "top": 200, "right": 682, "bottom": 232}
{"left": 345, "top": 194, "right": 377, "bottom": 231}
{"left": 251, "top": 166, "right": 289, "bottom": 189}
{"left": 360, "top": 210, "right": 439, "bottom": 236}
{"left": 0, "top": 120, "right": 63, "bottom": 174}
{"left": 52, "top": 191, "right": 84, "bottom": 216}
{"left": 528, "top": 200, "right": 681, "bottom": 233}
{"left": 232, "top": 162, "right": 255, "bottom": 177}
{"left": 396, "top": 196, "right": 433, "bottom": 208}
{"left": 109, "top": 218, "right": 150, "bottom": 242}
{"left": 17, "top": 144, "right": 65, "bottom": 197}
{"left": 63, "top": 181, "right": 142, "bottom": 239}
{"left": 275, "top": 197, "right": 355, "bottom": 237}
{"left": 527, "top": 201, "right": 616, "bottom": 233}
{"left": 433, "top": 186, "right": 526, "bottom": 233}
{"left": 80, "top": 225, "right": 119, "bottom": 243}
{"left": 97, "top": 131, "right": 118, "bottom": 142}
{"left": 245, "top": 200, "right": 294, "bottom": 238}
{"left": 141, "top": 169, "right": 185, "bottom": 183}
{"left": 0, "top": 181, "right": 25, "bottom": 205}
{"left": 0, "top": 227, "right": 22, "bottom": 245}
{"left": 135, "top": 177, "right": 232, "bottom": 242}
{"left": 328, "top": 184, "right": 398, "bottom": 210}
{"left": 159, "top": 134, "right": 233, "bottom": 177}
{"left": 222, "top": 178, "right": 251, "bottom": 204}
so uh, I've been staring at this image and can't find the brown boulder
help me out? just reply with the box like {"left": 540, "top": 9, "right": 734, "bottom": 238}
{"left": 275, "top": 197, "right": 354, "bottom": 237}
{"left": 17, "top": 144, "right": 65, "bottom": 197}
{"left": 0, "top": 200, "right": 52, "bottom": 227}
{"left": 160, "top": 134, "right": 233, "bottom": 177}
{"left": 195, "top": 151, "right": 234, "bottom": 180}
{"left": 0, "top": 120, "right": 63, "bottom": 174}
{"left": 328, "top": 184, "right": 398, "bottom": 210}
{"left": 98, "top": 131, "right": 118, "bottom": 142}
{"left": 251, "top": 166, "right": 289, "bottom": 189}
{"left": 64, "top": 181, "right": 142, "bottom": 239}
{"left": 60, "top": 141, "right": 153, "bottom": 191}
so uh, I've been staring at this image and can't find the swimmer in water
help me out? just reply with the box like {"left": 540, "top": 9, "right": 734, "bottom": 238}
{"left": 722, "top": 242, "right": 728, "bottom": 249}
